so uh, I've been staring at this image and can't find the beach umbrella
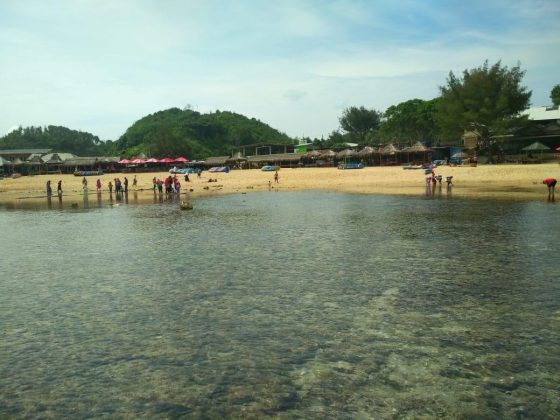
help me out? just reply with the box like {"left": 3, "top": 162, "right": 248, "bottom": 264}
{"left": 555, "top": 146, "right": 560, "bottom": 152}
{"left": 131, "top": 158, "right": 146, "bottom": 164}
{"left": 146, "top": 158, "right": 158, "bottom": 163}
{"left": 159, "top": 158, "right": 174, "bottom": 163}
{"left": 118, "top": 159, "right": 131, "bottom": 164}
{"left": 174, "top": 157, "right": 189, "bottom": 163}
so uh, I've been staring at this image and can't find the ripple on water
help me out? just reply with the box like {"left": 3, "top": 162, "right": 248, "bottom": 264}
{"left": 1, "top": 192, "right": 559, "bottom": 418}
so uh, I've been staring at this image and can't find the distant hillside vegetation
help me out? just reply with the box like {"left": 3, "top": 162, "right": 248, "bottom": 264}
{"left": 115, "top": 108, "right": 294, "bottom": 159}
{"left": 0, "top": 126, "right": 110, "bottom": 156}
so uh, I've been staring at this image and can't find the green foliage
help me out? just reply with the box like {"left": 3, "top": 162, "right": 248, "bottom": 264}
{"left": 0, "top": 125, "right": 110, "bottom": 155}
{"left": 551, "top": 84, "right": 560, "bottom": 106}
{"left": 379, "top": 98, "right": 440, "bottom": 144}
{"left": 115, "top": 108, "right": 293, "bottom": 159}
{"left": 339, "top": 106, "right": 382, "bottom": 143}
{"left": 436, "top": 60, "right": 531, "bottom": 142}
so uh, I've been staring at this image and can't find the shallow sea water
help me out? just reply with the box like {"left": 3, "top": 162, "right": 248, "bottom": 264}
{"left": 1, "top": 191, "right": 559, "bottom": 418}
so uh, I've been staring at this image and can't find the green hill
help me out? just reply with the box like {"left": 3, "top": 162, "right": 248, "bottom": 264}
{"left": 115, "top": 108, "right": 294, "bottom": 159}
{"left": 0, "top": 125, "right": 110, "bottom": 156}
{"left": 0, "top": 109, "right": 294, "bottom": 159}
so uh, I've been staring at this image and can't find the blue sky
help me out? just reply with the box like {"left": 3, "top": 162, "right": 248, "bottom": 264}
{"left": 1, "top": 0, "right": 559, "bottom": 141}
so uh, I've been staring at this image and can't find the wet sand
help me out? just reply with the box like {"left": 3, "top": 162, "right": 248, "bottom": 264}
{"left": 0, "top": 163, "right": 558, "bottom": 205}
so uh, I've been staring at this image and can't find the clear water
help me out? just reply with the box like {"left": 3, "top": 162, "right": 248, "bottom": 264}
{"left": 1, "top": 192, "right": 559, "bottom": 418}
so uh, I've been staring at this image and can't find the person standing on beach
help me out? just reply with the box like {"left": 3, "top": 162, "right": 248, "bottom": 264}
{"left": 46, "top": 180, "right": 52, "bottom": 197}
{"left": 132, "top": 175, "right": 137, "bottom": 190}
{"left": 543, "top": 178, "right": 556, "bottom": 199}
{"left": 274, "top": 170, "right": 279, "bottom": 183}
{"left": 124, "top": 177, "right": 129, "bottom": 193}
{"left": 82, "top": 177, "right": 88, "bottom": 192}
{"left": 96, "top": 178, "right": 102, "bottom": 192}
{"left": 152, "top": 176, "right": 157, "bottom": 191}
{"left": 57, "top": 180, "right": 63, "bottom": 196}
{"left": 108, "top": 181, "right": 113, "bottom": 194}
{"left": 157, "top": 178, "right": 163, "bottom": 194}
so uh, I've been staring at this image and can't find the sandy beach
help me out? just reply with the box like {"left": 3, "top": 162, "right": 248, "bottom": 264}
{"left": 0, "top": 163, "right": 558, "bottom": 205}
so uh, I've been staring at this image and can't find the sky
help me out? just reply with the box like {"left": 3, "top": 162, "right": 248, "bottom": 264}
{"left": 1, "top": 0, "right": 559, "bottom": 141}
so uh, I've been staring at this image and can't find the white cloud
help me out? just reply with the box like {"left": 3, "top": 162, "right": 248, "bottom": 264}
{"left": 0, "top": 0, "right": 559, "bottom": 140}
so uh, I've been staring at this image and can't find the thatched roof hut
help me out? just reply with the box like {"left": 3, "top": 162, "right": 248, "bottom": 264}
{"left": 320, "top": 150, "right": 336, "bottom": 158}
{"left": 305, "top": 150, "right": 322, "bottom": 158}
{"left": 203, "top": 156, "right": 229, "bottom": 166}
{"left": 336, "top": 149, "right": 356, "bottom": 159}
{"left": 357, "top": 146, "right": 377, "bottom": 157}
{"left": 227, "top": 151, "right": 248, "bottom": 163}
{"left": 247, "top": 153, "right": 302, "bottom": 165}
{"left": 400, "top": 141, "right": 432, "bottom": 153}
{"left": 380, "top": 144, "right": 400, "bottom": 155}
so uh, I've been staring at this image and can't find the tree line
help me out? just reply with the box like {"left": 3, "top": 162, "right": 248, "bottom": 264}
{"left": 314, "top": 61, "right": 558, "bottom": 155}
{"left": 1, "top": 60, "right": 558, "bottom": 159}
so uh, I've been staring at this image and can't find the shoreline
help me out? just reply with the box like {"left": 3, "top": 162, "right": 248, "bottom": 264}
{"left": 0, "top": 164, "right": 558, "bottom": 207}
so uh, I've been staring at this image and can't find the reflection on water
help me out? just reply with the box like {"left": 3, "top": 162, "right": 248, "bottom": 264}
{"left": 1, "top": 192, "right": 559, "bottom": 418}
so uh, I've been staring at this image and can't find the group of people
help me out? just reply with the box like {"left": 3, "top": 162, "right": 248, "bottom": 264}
{"left": 46, "top": 180, "right": 63, "bottom": 197}
{"left": 152, "top": 175, "right": 183, "bottom": 194}
{"left": 425, "top": 167, "right": 453, "bottom": 190}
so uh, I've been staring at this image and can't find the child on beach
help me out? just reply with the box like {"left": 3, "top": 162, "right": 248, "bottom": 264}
{"left": 46, "top": 180, "right": 52, "bottom": 197}
{"left": 108, "top": 181, "right": 113, "bottom": 194}
{"left": 57, "top": 180, "right": 62, "bottom": 196}
{"left": 96, "top": 179, "right": 102, "bottom": 192}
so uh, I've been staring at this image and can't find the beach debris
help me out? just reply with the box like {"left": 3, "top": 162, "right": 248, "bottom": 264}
{"left": 180, "top": 200, "right": 193, "bottom": 210}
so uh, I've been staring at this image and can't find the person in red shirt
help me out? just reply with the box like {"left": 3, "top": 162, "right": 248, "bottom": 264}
{"left": 543, "top": 178, "right": 556, "bottom": 199}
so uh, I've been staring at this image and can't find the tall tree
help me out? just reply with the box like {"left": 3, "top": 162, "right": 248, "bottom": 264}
{"left": 551, "top": 84, "right": 560, "bottom": 106}
{"left": 436, "top": 60, "right": 531, "bottom": 142}
{"left": 339, "top": 106, "right": 382, "bottom": 144}
{"left": 380, "top": 98, "right": 440, "bottom": 144}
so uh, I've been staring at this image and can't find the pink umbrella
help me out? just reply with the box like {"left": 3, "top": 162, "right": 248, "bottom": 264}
{"left": 131, "top": 158, "right": 146, "bottom": 164}
{"left": 119, "top": 159, "right": 131, "bottom": 164}
{"left": 174, "top": 157, "right": 189, "bottom": 163}
{"left": 159, "top": 158, "right": 174, "bottom": 163}
{"left": 555, "top": 146, "right": 560, "bottom": 152}
{"left": 146, "top": 158, "right": 158, "bottom": 163}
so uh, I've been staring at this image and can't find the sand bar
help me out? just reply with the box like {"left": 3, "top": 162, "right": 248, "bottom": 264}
{"left": 0, "top": 163, "right": 558, "bottom": 205}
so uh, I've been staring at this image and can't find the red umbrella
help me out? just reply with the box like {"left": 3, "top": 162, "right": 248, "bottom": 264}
{"left": 174, "top": 157, "right": 189, "bottom": 163}
{"left": 146, "top": 158, "right": 158, "bottom": 163}
{"left": 131, "top": 158, "right": 146, "bottom": 164}
{"left": 118, "top": 159, "right": 131, "bottom": 164}
{"left": 555, "top": 146, "right": 560, "bottom": 152}
{"left": 159, "top": 158, "right": 174, "bottom": 163}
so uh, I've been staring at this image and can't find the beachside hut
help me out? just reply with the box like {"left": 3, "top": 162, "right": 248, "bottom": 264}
{"left": 522, "top": 141, "right": 550, "bottom": 162}
{"left": 380, "top": 144, "right": 400, "bottom": 165}
{"left": 318, "top": 150, "right": 336, "bottom": 166}
{"left": 226, "top": 151, "right": 248, "bottom": 169}
{"left": 400, "top": 141, "right": 433, "bottom": 164}
{"left": 24, "top": 155, "right": 44, "bottom": 175}
{"left": 43, "top": 153, "right": 75, "bottom": 174}
{"left": 247, "top": 153, "right": 302, "bottom": 169}
{"left": 0, "top": 156, "right": 11, "bottom": 175}
{"left": 63, "top": 157, "right": 119, "bottom": 173}
{"left": 202, "top": 156, "right": 229, "bottom": 168}
{"left": 356, "top": 146, "right": 379, "bottom": 166}
{"left": 336, "top": 149, "right": 356, "bottom": 159}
